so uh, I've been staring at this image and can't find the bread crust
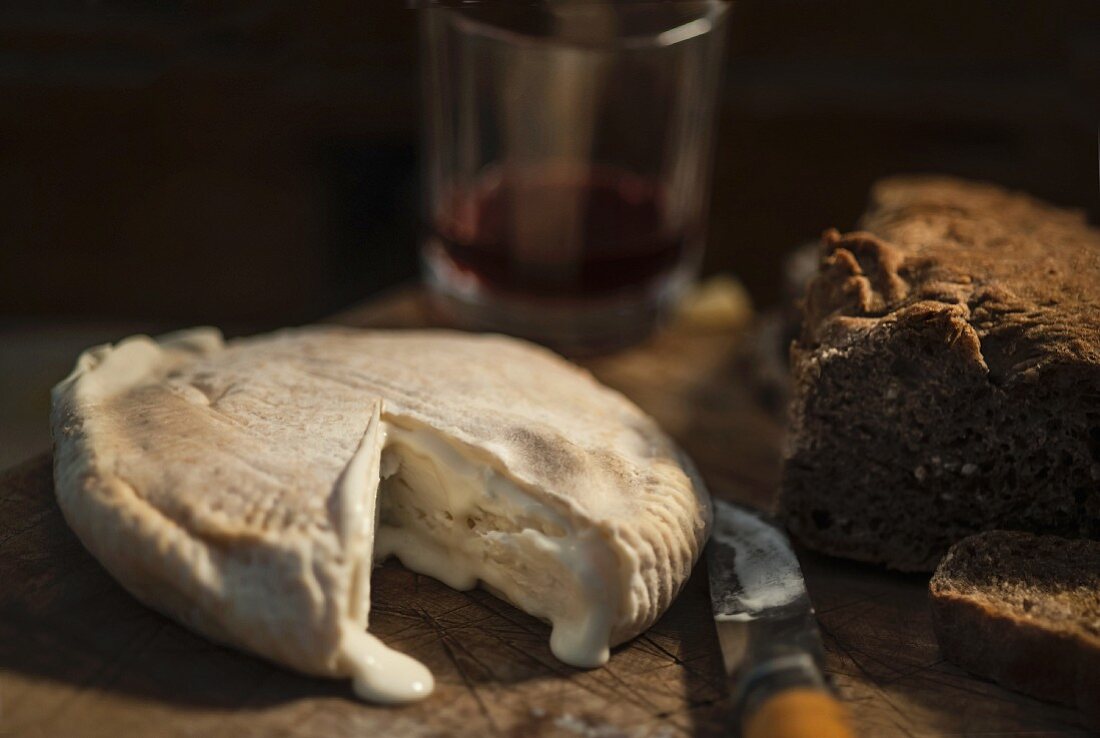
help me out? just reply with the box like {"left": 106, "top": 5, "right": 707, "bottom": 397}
{"left": 781, "top": 176, "right": 1100, "bottom": 570}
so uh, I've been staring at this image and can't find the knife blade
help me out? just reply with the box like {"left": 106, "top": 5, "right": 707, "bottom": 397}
{"left": 707, "top": 498, "right": 855, "bottom": 738}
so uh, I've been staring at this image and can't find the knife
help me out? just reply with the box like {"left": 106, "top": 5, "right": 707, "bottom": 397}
{"left": 707, "top": 498, "right": 855, "bottom": 738}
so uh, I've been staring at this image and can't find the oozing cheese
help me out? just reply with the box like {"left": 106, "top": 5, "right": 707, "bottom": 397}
{"left": 331, "top": 421, "right": 624, "bottom": 703}
{"left": 374, "top": 423, "right": 621, "bottom": 670}
{"left": 333, "top": 410, "right": 435, "bottom": 704}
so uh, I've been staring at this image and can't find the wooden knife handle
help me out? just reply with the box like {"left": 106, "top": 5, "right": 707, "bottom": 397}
{"left": 743, "top": 687, "right": 855, "bottom": 738}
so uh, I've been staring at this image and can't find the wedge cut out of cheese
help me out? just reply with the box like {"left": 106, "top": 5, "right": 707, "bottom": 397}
{"left": 50, "top": 327, "right": 711, "bottom": 703}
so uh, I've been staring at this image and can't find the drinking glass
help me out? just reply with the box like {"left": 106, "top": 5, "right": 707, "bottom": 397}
{"left": 421, "top": 1, "right": 729, "bottom": 353}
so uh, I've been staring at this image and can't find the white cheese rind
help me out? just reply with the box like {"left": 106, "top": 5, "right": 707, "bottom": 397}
{"left": 50, "top": 326, "right": 711, "bottom": 706}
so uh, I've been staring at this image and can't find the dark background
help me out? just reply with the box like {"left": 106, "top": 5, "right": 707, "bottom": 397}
{"left": 0, "top": 0, "right": 1097, "bottom": 464}
{"left": 1, "top": 0, "right": 1097, "bottom": 329}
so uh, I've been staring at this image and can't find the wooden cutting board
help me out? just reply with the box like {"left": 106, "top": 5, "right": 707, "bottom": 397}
{"left": 0, "top": 289, "right": 1090, "bottom": 737}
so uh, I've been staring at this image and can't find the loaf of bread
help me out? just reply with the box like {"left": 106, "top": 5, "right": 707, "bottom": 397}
{"left": 929, "top": 531, "right": 1099, "bottom": 727}
{"left": 780, "top": 176, "right": 1100, "bottom": 571}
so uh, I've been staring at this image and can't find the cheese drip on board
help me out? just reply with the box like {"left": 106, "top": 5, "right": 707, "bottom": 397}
{"left": 342, "top": 631, "right": 433, "bottom": 703}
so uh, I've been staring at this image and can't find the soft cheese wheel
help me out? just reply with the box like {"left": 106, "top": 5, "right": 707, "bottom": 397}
{"left": 50, "top": 327, "right": 711, "bottom": 702}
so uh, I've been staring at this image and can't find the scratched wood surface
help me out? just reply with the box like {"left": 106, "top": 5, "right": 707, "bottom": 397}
{"left": 0, "top": 289, "right": 1092, "bottom": 738}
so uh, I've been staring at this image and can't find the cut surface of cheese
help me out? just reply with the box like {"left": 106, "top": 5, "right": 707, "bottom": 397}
{"left": 50, "top": 327, "right": 710, "bottom": 703}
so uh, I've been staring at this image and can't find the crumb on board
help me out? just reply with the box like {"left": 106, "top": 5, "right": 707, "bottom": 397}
{"left": 673, "top": 275, "right": 753, "bottom": 332}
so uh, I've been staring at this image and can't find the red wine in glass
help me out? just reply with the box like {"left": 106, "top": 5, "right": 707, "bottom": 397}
{"left": 429, "top": 164, "right": 691, "bottom": 300}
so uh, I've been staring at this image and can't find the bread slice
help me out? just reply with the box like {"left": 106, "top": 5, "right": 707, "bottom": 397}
{"left": 929, "top": 531, "right": 1100, "bottom": 727}
{"left": 780, "top": 175, "right": 1100, "bottom": 571}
